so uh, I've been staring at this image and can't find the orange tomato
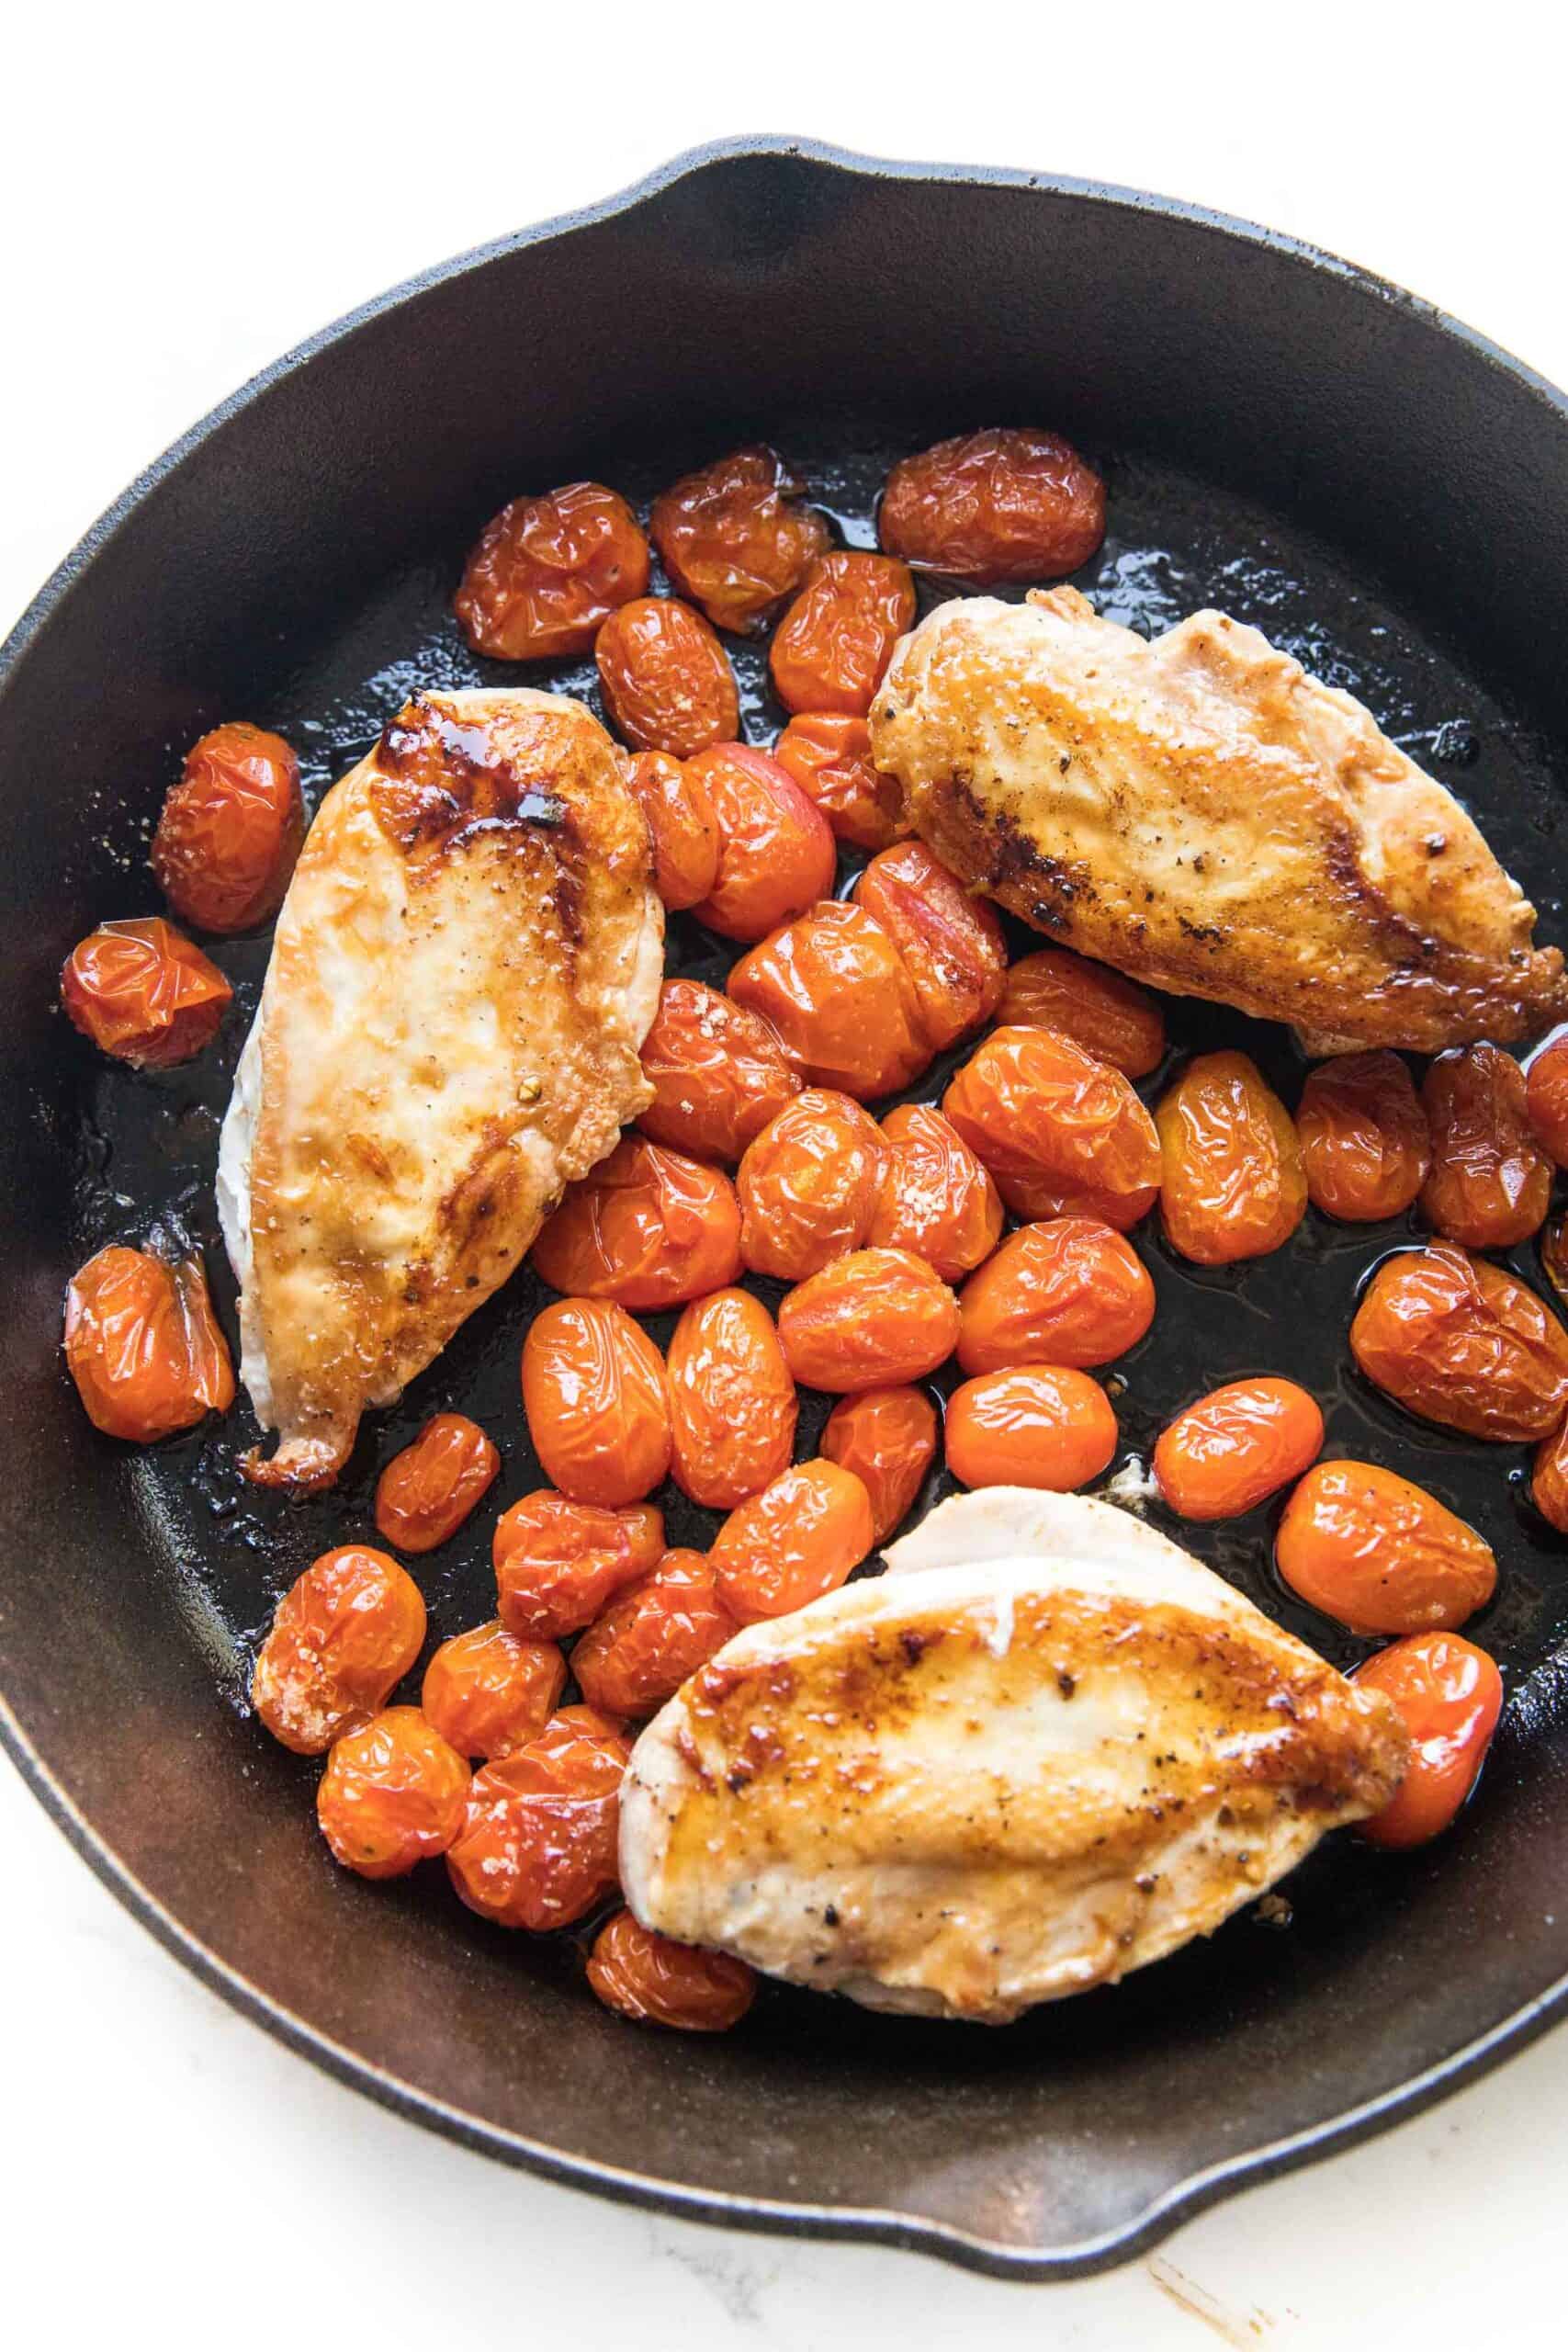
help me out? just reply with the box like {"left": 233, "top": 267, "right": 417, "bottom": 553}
{"left": 1355, "top": 1634, "right": 1503, "bottom": 1848}
{"left": 588, "top": 1909, "right": 757, "bottom": 2030}
{"left": 1156, "top": 1051, "right": 1307, "bottom": 1264}
{"left": 956, "top": 1218, "right": 1154, "bottom": 1374}
{"left": 637, "top": 978, "right": 802, "bottom": 1163}
{"left": 596, "top": 596, "right": 739, "bottom": 756}
{"left": 571, "top": 1548, "right": 738, "bottom": 1718}
{"left": 685, "top": 743, "right": 836, "bottom": 942}
{"left": 852, "top": 840, "right": 1007, "bottom": 1053}
{"left": 868, "top": 1102, "right": 1003, "bottom": 1280}
{"left": 820, "top": 1385, "right": 938, "bottom": 1544}
{"left": 778, "top": 1248, "right": 960, "bottom": 1393}
{"left": 1533, "top": 1413, "right": 1568, "bottom": 1531}
{"left": 63, "top": 1241, "right": 233, "bottom": 1441}
{"left": 374, "top": 1413, "right": 499, "bottom": 1553}
{"left": 316, "top": 1707, "right": 470, "bottom": 1881}
{"left": 623, "top": 751, "right": 719, "bottom": 910}
{"left": 709, "top": 1458, "right": 875, "bottom": 1623}
{"left": 1419, "top": 1043, "right": 1551, "bottom": 1249}
{"left": 943, "top": 1024, "right": 1161, "bottom": 1229}
{"left": 945, "top": 1366, "right": 1117, "bottom": 1492}
{"left": 421, "top": 1621, "right": 568, "bottom": 1759}
{"left": 531, "top": 1136, "right": 742, "bottom": 1309}
{"left": 446, "top": 1708, "right": 632, "bottom": 1929}
{"left": 666, "top": 1288, "right": 796, "bottom": 1510}
{"left": 62, "top": 916, "right": 231, "bottom": 1067}
{"left": 1350, "top": 1245, "right": 1568, "bottom": 1442}
{"left": 737, "top": 1088, "right": 886, "bottom": 1280}
{"left": 492, "top": 1490, "right": 664, "bottom": 1639}
{"left": 151, "top": 722, "right": 304, "bottom": 933}
{"left": 878, "top": 428, "right": 1105, "bottom": 583}
{"left": 773, "top": 711, "right": 908, "bottom": 852}
{"left": 1298, "top": 1051, "right": 1431, "bottom": 1223}
{"left": 252, "top": 1545, "right": 426, "bottom": 1756}
{"left": 770, "top": 551, "right": 917, "bottom": 716}
{"left": 649, "top": 446, "right": 830, "bottom": 633}
{"left": 1278, "top": 1462, "right": 1496, "bottom": 1635}
{"left": 1152, "top": 1377, "right": 1324, "bottom": 1521}
{"left": 454, "top": 481, "right": 650, "bottom": 660}
{"left": 728, "top": 900, "right": 930, "bottom": 1101}
{"left": 1526, "top": 1028, "right": 1568, "bottom": 1167}
{"left": 997, "top": 948, "right": 1166, "bottom": 1080}
{"left": 521, "top": 1297, "right": 671, "bottom": 1508}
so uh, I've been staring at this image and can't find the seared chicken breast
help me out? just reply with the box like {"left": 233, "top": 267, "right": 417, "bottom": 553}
{"left": 871, "top": 589, "right": 1568, "bottom": 1053}
{"left": 219, "top": 688, "right": 662, "bottom": 1489}
{"left": 621, "top": 1491, "right": 1406, "bottom": 2022}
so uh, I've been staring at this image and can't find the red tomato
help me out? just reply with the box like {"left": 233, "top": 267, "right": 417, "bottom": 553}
{"left": 374, "top": 1413, "right": 499, "bottom": 1553}
{"left": 943, "top": 1025, "right": 1161, "bottom": 1228}
{"left": 421, "top": 1621, "right": 568, "bottom": 1759}
{"left": 455, "top": 481, "right": 650, "bottom": 660}
{"left": 624, "top": 751, "right": 719, "bottom": 910}
{"left": 737, "top": 1088, "right": 887, "bottom": 1280}
{"left": 685, "top": 743, "right": 836, "bottom": 942}
{"left": 852, "top": 840, "right": 1007, "bottom": 1053}
{"left": 1419, "top": 1044, "right": 1551, "bottom": 1250}
{"left": 1533, "top": 1413, "right": 1568, "bottom": 1532}
{"left": 446, "top": 1709, "right": 633, "bottom": 1929}
{"left": 316, "top": 1707, "right": 470, "bottom": 1880}
{"left": 770, "top": 551, "right": 917, "bottom": 716}
{"left": 649, "top": 446, "right": 830, "bottom": 633}
{"left": 1527, "top": 1028, "right": 1568, "bottom": 1167}
{"left": 521, "top": 1298, "right": 671, "bottom": 1508}
{"left": 728, "top": 900, "right": 930, "bottom": 1100}
{"left": 62, "top": 917, "right": 231, "bottom": 1068}
{"left": 666, "top": 1288, "right": 797, "bottom": 1510}
{"left": 820, "top": 1385, "right": 938, "bottom": 1544}
{"left": 1298, "top": 1052, "right": 1431, "bottom": 1223}
{"left": 252, "top": 1545, "right": 426, "bottom": 1756}
{"left": 1349, "top": 1245, "right": 1568, "bottom": 1442}
{"left": 946, "top": 1366, "right": 1117, "bottom": 1492}
{"left": 151, "top": 722, "right": 304, "bottom": 933}
{"left": 997, "top": 948, "right": 1166, "bottom": 1080}
{"left": 878, "top": 428, "right": 1105, "bottom": 583}
{"left": 709, "top": 1459, "right": 875, "bottom": 1623}
{"left": 637, "top": 978, "right": 803, "bottom": 1163}
{"left": 531, "top": 1137, "right": 742, "bottom": 1309}
{"left": 1278, "top": 1463, "right": 1496, "bottom": 1635}
{"left": 778, "top": 1248, "right": 960, "bottom": 1393}
{"left": 588, "top": 1909, "right": 757, "bottom": 2030}
{"left": 1156, "top": 1051, "right": 1307, "bottom": 1265}
{"left": 493, "top": 1491, "right": 664, "bottom": 1639}
{"left": 63, "top": 1242, "right": 234, "bottom": 1441}
{"left": 571, "top": 1548, "right": 738, "bottom": 1718}
{"left": 773, "top": 711, "right": 908, "bottom": 852}
{"left": 868, "top": 1102, "right": 1003, "bottom": 1280}
{"left": 956, "top": 1218, "right": 1154, "bottom": 1374}
{"left": 596, "top": 597, "right": 739, "bottom": 756}
{"left": 1355, "top": 1634, "right": 1503, "bottom": 1848}
{"left": 1152, "top": 1377, "right": 1324, "bottom": 1521}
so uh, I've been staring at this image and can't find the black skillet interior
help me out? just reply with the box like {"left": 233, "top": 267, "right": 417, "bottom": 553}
{"left": 5, "top": 141, "right": 1568, "bottom": 2278}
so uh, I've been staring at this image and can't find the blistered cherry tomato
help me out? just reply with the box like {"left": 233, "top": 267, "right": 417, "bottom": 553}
{"left": 852, "top": 840, "right": 1007, "bottom": 1054}
{"left": 637, "top": 978, "right": 802, "bottom": 1162}
{"left": 946, "top": 1365, "right": 1118, "bottom": 1492}
{"left": 878, "top": 427, "right": 1105, "bottom": 583}
{"left": 737, "top": 1088, "right": 886, "bottom": 1280}
{"left": 1350, "top": 1244, "right": 1568, "bottom": 1441}
{"left": 650, "top": 446, "right": 830, "bottom": 634}
{"left": 493, "top": 1491, "right": 664, "bottom": 1639}
{"left": 820, "top": 1385, "right": 938, "bottom": 1544}
{"left": 1532, "top": 1406, "right": 1568, "bottom": 1532}
{"left": 588, "top": 1908, "right": 757, "bottom": 2030}
{"left": 710, "top": 1459, "right": 875, "bottom": 1623}
{"left": 1419, "top": 1043, "right": 1551, "bottom": 1249}
{"left": 62, "top": 916, "right": 231, "bottom": 1068}
{"left": 868, "top": 1102, "right": 1002, "bottom": 1279}
{"left": 571, "top": 1548, "right": 737, "bottom": 1718}
{"left": 1527, "top": 1029, "right": 1568, "bottom": 1167}
{"left": 943, "top": 1025, "right": 1161, "bottom": 1229}
{"left": 374, "top": 1413, "right": 499, "bottom": 1553}
{"left": 532, "top": 1137, "right": 742, "bottom": 1309}
{"left": 1156, "top": 1050, "right": 1307, "bottom": 1265}
{"left": 151, "top": 722, "right": 304, "bottom": 933}
{"left": 1298, "top": 1051, "right": 1431, "bottom": 1223}
{"left": 624, "top": 751, "right": 719, "bottom": 910}
{"left": 773, "top": 711, "right": 908, "bottom": 852}
{"left": 666, "top": 1288, "right": 796, "bottom": 1509}
{"left": 521, "top": 1298, "right": 670, "bottom": 1508}
{"left": 997, "top": 948, "right": 1165, "bottom": 1080}
{"left": 728, "top": 901, "right": 929, "bottom": 1101}
{"left": 252, "top": 1545, "right": 426, "bottom": 1756}
{"left": 1279, "top": 1462, "right": 1495, "bottom": 1634}
{"left": 596, "top": 597, "right": 739, "bottom": 756}
{"left": 956, "top": 1218, "right": 1154, "bottom": 1374}
{"left": 63, "top": 1241, "right": 233, "bottom": 1441}
{"left": 770, "top": 551, "right": 917, "bottom": 716}
{"left": 316, "top": 1707, "right": 469, "bottom": 1880}
{"left": 422, "top": 1621, "right": 568, "bottom": 1758}
{"left": 447, "top": 1709, "right": 632, "bottom": 1928}
{"left": 685, "top": 743, "right": 835, "bottom": 942}
{"left": 1355, "top": 1634, "right": 1503, "bottom": 1848}
{"left": 1153, "top": 1377, "right": 1323, "bottom": 1521}
{"left": 778, "top": 1248, "right": 960, "bottom": 1394}
{"left": 454, "top": 481, "right": 649, "bottom": 660}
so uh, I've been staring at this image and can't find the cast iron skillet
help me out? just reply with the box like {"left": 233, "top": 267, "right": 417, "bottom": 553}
{"left": 6, "top": 138, "right": 1568, "bottom": 2281}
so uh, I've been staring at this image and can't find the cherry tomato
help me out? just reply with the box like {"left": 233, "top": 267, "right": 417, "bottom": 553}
{"left": 493, "top": 1491, "right": 664, "bottom": 1639}
{"left": 770, "top": 551, "right": 917, "bottom": 716}
{"left": 151, "top": 722, "right": 304, "bottom": 933}
{"left": 878, "top": 427, "right": 1105, "bottom": 583}
{"left": 1355, "top": 1633, "right": 1503, "bottom": 1848}
{"left": 820, "top": 1385, "right": 938, "bottom": 1544}
{"left": 454, "top": 481, "right": 649, "bottom": 660}
{"left": 1298, "top": 1051, "right": 1431, "bottom": 1223}
{"left": 945, "top": 1365, "right": 1118, "bottom": 1492}
{"left": 852, "top": 840, "right": 1007, "bottom": 1054}
{"left": 728, "top": 900, "right": 930, "bottom": 1101}
{"left": 446, "top": 1708, "right": 633, "bottom": 1929}
{"left": 684, "top": 743, "right": 835, "bottom": 942}
{"left": 571, "top": 1548, "right": 737, "bottom": 1718}
{"left": 63, "top": 1241, "right": 233, "bottom": 1442}
{"left": 778, "top": 1248, "right": 960, "bottom": 1394}
{"left": 709, "top": 1458, "right": 875, "bottom": 1623}
{"left": 637, "top": 978, "right": 803, "bottom": 1163}
{"left": 1278, "top": 1462, "right": 1496, "bottom": 1634}
{"left": 943, "top": 1024, "right": 1161, "bottom": 1229}
{"left": 666, "top": 1287, "right": 797, "bottom": 1509}
{"left": 624, "top": 751, "right": 719, "bottom": 910}
{"left": 1152, "top": 1377, "right": 1323, "bottom": 1521}
{"left": 1156, "top": 1050, "right": 1307, "bottom": 1265}
{"left": 1533, "top": 1414, "right": 1568, "bottom": 1530}
{"left": 1419, "top": 1043, "right": 1551, "bottom": 1250}
{"left": 252, "top": 1545, "right": 426, "bottom": 1756}
{"left": 773, "top": 711, "right": 908, "bottom": 852}
{"left": 1350, "top": 1244, "right": 1568, "bottom": 1441}
{"left": 62, "top": 916, "right": 231, "bottom": 1068}
{"left": 531, "top": 1136, "right": 742, "bottom": 1309}
{"left": 868, "top": 1102, "right": 1002, "bottom": 1280}
{"left": 649, "top": 446, "right": 830, "bottom": 634}
{"left": 737, "top": 1088, "right": 886, "bottom": 1280}
{"left": 421, "top": 1621, "right": 568, "bottom": 1758}
{"left": 956, "top": 1218, "right": 1154, "bottom": 1375}
{"left": 316, "top": 1707, "right": 469, "bottom": 1881}
{"left": 1526, "top": 1028, "right": 1568, "bottom": 1167}
{"left": 997, "top": 948, "right": 1165, "bottom": 1080}
{"left": 374, "top": 1413, "right": 499, "bottom": 1553}
{"left": 588, "top": 1908, "right": 757, "bottom": 2030}
{"left": 521, "top": 1298, "right": 671, "bottom": 1508}
{"left": 596, "top": 597, "right": 739, "bottom": 756}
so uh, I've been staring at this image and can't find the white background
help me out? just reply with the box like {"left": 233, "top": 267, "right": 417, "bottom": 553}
{"left": 5, "top": 7, "right": 1566, "bottom": 2344}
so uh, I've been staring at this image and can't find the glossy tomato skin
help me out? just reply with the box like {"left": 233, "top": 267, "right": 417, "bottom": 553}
{"left": 1153, "top": 1377, "right": 1324, "bottom": 1521}
{"left": 868, "top": 1102, "right": 1002, "bottom": 1280}
{"left": 878, "top": 428, "right": 1105, "bottom": 583}
{"left": 1526, "top": 1030, "right": 1568, "bottom": 1166}
{"left": 421, "top": 1621, "right": 568, "bottom": 1759}
{"left": 852, "top": 841, "right": 1007, "bottom": 1054}
{"left": 943, "top": 1024, "right": 1161, "bottom": 1229}
{"left": 62, "top": 917, "right": 231, "bottom": 1068}
{"left": 710, "top": 1458, "right": 875, "bottom": 1623}
{"left": 820, "top": 1385, "right": 938, "bottom": 1544}
{"left": 778, "top": 1248, "right": 960, "bottom": 1393}
{"left": 637, "top": 978, "right": 802, "bottom": 1162}
{"left": 666, "top": 1288, "right": 796, "bottom": 1510}
{"left": 1419, "top": 1044, "right": 1551, "bottom": 1249}
{"left": 374, "top": 1413, "right": 499, "bottom": 1553}
{"left": 316, "top": 1707, "right": 470, "bottom": 1880}
{"left": 63, "top": 1242, "right": 234, "bottom": 1441}
{"left": 151, "top": 722, "right": 304, "bottom": 933}
{"left": 773, "top": 711, "right": 908, "bottom": 852}
{"left": 1534, "top": 1412, "right": 1568, "bottom": 1529}
{"left": 596, "top": 597, "right": 739, "bottom": 756}
{"left": 571, "top": 1548, "right": 737, "bottom": 1718}
{"left": 956, "top": 1218, "right": 1154, "bottom": 1374}
{"left": 946, "top": 1366, "right": 1118, "bottom": 1492}
{"left": 1351, "top": 1245, "right": 1568, "bottom": 1442}
{"left": 454, "top": 481, "right": 649, "bottom": 660}
{"left": 737, "top": 1088, "right": 887, "bottom": 1280}
{"left": 728, "top": 900, "right": 930, "bottom": 1101}
{"left": 684, "top": 744, "right": 835, "bottom": 942}
{"left": 770, "top": 551, "right": 917, "bottom": 716}
{"left": 588, "top": 1909, "right": 757, "bottom": 2030}
{"left": 521, "top": 1297, "right": 671, "bottom": 1508}
{"left": 1298, "top": 1051, "right": 1431, "bottom": 1223}
{"left": 1278, "top": 1463, "right": 1496, "bottom": 1635}
{"left": 1156, "top": 1051, "right": 1307, "bottom": 1265}
{"left": 997, "top": 948, "right": 1165, "bottom": 1080}
{"left": 531, "top": 1137, "right": 742, "bottom": 1309}
{"left": 252, "top": 1545, "right": 426, "bottom": 1757}
{"left": 446, "top": 1709, "right": 633, "bottom": 1929}
{"left": 1355, "top": 1634, "right": 1503, "bottom": 1848}
{"left": 624, "top": 751, "right": 719, "bottom": 910}
{"left": 493, "top": 1491, "right": 664, "bottom": 1640}
{"left": 649, "top": 447, "right": 831, "bottom": 634}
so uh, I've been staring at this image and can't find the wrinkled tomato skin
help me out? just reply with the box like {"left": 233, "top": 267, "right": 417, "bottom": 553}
{"left": 852, "top": 841, "right": 1007, "bottom": 1054}
{"left": 1419, "top": 1043, "right": 1551, "bottom": 1250}
{"left": 588, "top": 1908, "right": 757, "bottom": 2030}
{"left": 728, "top": 901, "right": 930, "bottom": 1101}
{"left": 684, "top": 744, "right": 835, "bottom": 942}
{"left": 1156, "top": 1050, "right": 1308, "bottom": 1265}
{"left": 493, "top": 1491, "right": 664, "bottom": 1640}
{"left": 317, "top": 1707, "right": 470, "bottom": 1881}
{"left": 778, "top": 1248, "right": 960, "bottom": 1394}
{"left": 1279, "top": 1462, "right": 1496, "bottom": 1635}
{"left": 63, "top": 1242, "right": 234, "bottom": 1441}
{"left": 252, "top": 1546, "right": 426, "bottom": 1757}
{"left": 62, "top": 916, "right": 231, "bottom": 1068}
{"left": 956, "top": 1218, "right": 1154, "bottom": 1375}
{"left": 1527, "top": 1029, "right": 1568, "bottom": 1167}
{"left": 1153, "top": 1377, "right": 1324, "bottom": 1521}
{"left": 945, "top": 1366, "right": 1118, "bottom": 1492}
{"left": 596, "top": 596, "right": 739, "bottom": 757}
{"left": 666, "top": 1288, "right": 797, "bottom": 1510}
{"left": 446, "top": 1709, "right": 633, "bottom": 1929}
{"left": 821, "top": 1385, "right": 939, "bottom": 1544}
{"left": 737, "top": 1088, "right": 887, "bottom": 1280}
{"left": 151, "top": 722, "right": 304, "bottom": 933}
{"left": 997, "top": 948, "right": 1166, "bottom": 1080}
{"left": 531, "top": 1137, "right": 742, "bottom": 1309}
{"left": 374, "top": 1413, "right": 499, "bottom": 1553}
{"left": 1351, "top": 1245, "right": 1568, "bottom": 1442}
{"left": 943, "top": 1024, "right": 1161, "bottom": 1229}
{"left": 571, "top": 1549, "right": 738, "bottom": 1718}
{"left": 1534, "top": 1410, "right": 1568, "bottom": 1530}
{"left": 773, "top": 712, "right": 908, "bottom": 852}
{"left": 710, "top": 1458, "right": 875, "bottom": 1623}
{"left": 878, "top": 428, "right": 1106, "bottom": 583}
{"left": 770, "top": 551, "right": 917, "bottom": 716}
{"left": 1298, "top": 1051, "right": 1431, "bottom": 1224}
{"left": 522, "top": 1298, "right": 671, "bottom": 1508}
{"left": 869, "top": 1103, "right": 1002, "bottom": 1280}
{"left": 421, "top": 1621, "right": 568, "bottom": 1759}
{"left": 454, "top": 481, "right": 650, "bottom": 661}
{"left": 637, "top": 978, "right": 803, "bottom": 1162}
{"left": 1354, "top": 1634, "right": 1503, "bottom": 1849}
{"left": 624, "top": 751, "right": 719, "bottom": 910}
{"left": 649, "top": 447, "right": 831, "bottom": 635}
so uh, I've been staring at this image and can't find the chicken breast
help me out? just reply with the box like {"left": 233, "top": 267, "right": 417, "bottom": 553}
{"left": 871, "top": 588, "right": 1568, "bottom": 1053}
{"left": 218, "top": 687, "right": 662, "bottom": 1489}
{"left": 620, "top": 1491, "right": 1406, "bottom": 2023}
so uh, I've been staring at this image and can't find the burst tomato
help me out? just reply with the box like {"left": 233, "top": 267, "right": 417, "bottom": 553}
{"left": 1278, "top": 1462, "right": 1496, "bottom": 1634}
{"left": 852, "top": 840, "right": 1007, "bottom": 1053}
{"left": 596, "top": 596, "right": 739, "bottom": 756}
{"left": 492, "top": 1491, "right": 664, "bottom": 1640}
{"left": 709, "top": 1458, "right": 875, "bottom": 1623}
{"left": 62, "top": 916, "right": 231, "bottom": 1068}
{"left": 421, "top": 1621, "right": 568, "bottom": 1759}
{"left": 521, "top": 1298, "right": 671, "bottom": 1508}
{"left": 650, "top": 446, "right": 830, "bottom": 633}
{"left": 1156, "top": 1051, "right": 1307, "bottom": 1264}
{"left": 151, "top": 722, "right": 304, "bottom": 933}
{"left": 1152, "top": 1377, "right": 1324, "bottom": 1521}
{"left": 588, "top": 1909, "right": 757, "bottom": 2030}
{"left": 685, "top": 743, "right": 835, "bottom": 942}
{"left": 446, "top": 1709, "right": 633, "bottom": 1929}
{"left": 454, "top": 481, "right": 650, "bottom": 660}
{"left": 637, "top": 978, "right": 802, "bottom": 1162}
{"left": 778, "top": 1248, "right": 960, "bottom": 1393}
{"left": 737, "top": 1088, "right": 887, "bottom": 1280}
{"left": 531, "top": 1137, "right": 742, "bottom": 1309}
{"left": 728, "top": 900, "right": 930, "bottom": 1101}
{"left": 943, "top": 1024, "right": 1161, "bottom": 1229}
{"left": 316, "top": 1707, "right": 469, "bottom": 1881}
{"left": 878, "top": 428, "right": 1105, "bottom": 582}
{"left": 623, "top": 751, "right": 719, "bottom": 910}
{"left": 1526, "top": 1029, "right": 1568, "bottom": 1167}
{"left": 956, "top": 1217, "right": 1154, "bottom": 1374}
{"left": 773, "top": 711, "right": 908, "bottom": 852}
{"left": 1419, "top": 1043, "right": 1551, "bottom": 1250}
{"left": 996, "top": 948, "right": 1165, "bottom": 1080}
{"left": 63, "top": 1241, "right": 233, "bottom": 1441}
{"left": 1298, "top": 1051, "right": 1431, "bottom": 1223}
{"left": 1355, "top": 1634, "right": 1503, "bottom": 1848}
{"left": 374, "top": 1413, "right": 499, "bottom": 1553}
{"left": 820, "top": 1384, "right": 938, "bottom": 1544}
{"left": 571, "top": 1549, "right": 737, "bottom": 1718}
{"left": 666, "top": 1287, "right": 796, "bottom": 1510}
{"left": 945, "top": 1365, "right": 1118, "bottom": 1492}
{"left": 868, "top": 1102, "right": 1003, "bottom": 1280}
{"left": 1350, "top": 1244, "right": 1568, "bottom": 1442}
{"left": 770, "top": 551, "right": 916, "bottom": 716}
{"left": 252, "top": 1545, "right": 426, "bottom": 1756}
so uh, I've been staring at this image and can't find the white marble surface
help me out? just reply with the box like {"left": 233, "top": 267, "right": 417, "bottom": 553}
{"left": 5, "top": 9, "right": 1566, "bottom": 2341}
